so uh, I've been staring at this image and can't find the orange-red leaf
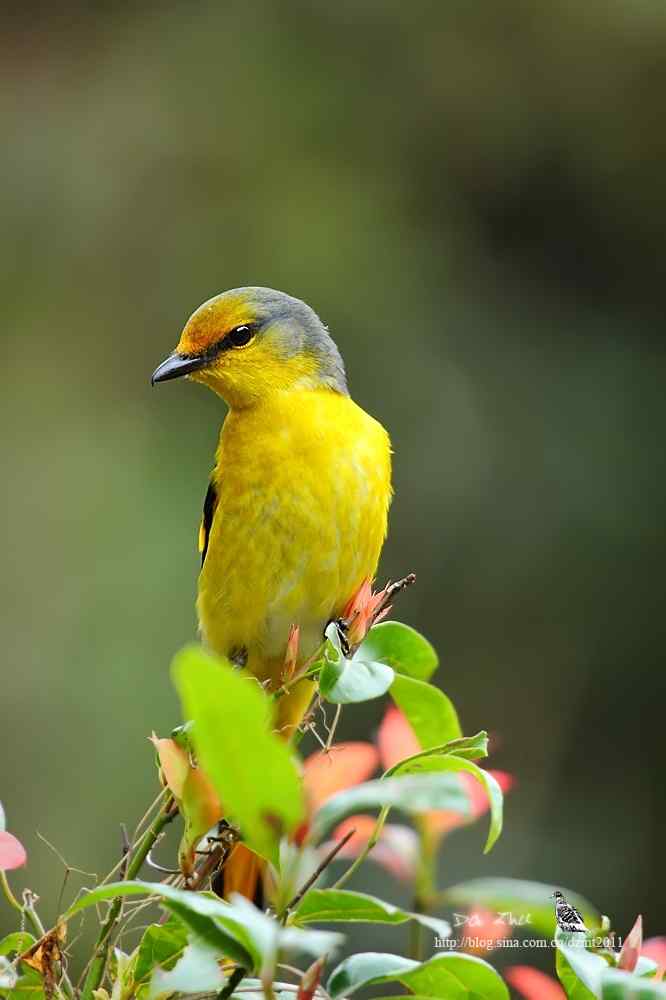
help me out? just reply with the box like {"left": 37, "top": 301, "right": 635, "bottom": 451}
{"left": 303, "top": 742, "right": 379, "bottom": 816}
{"left": 150, "top": 735, "right": 190, "bottom": 799}
{"left": 377, "top": 705, "right": 420, "bottom": 769}
{"left": 297, "top": 957, "right": 325, "bottom": 1000}
{"left": 331, "top": 814, "right": 419, "bottom": 881}
{"left": 282, "top": 625, "right": 300, "bottom": 683}
{"left": 342, "top": 579, "right": 390, "bottom": 647}
{"left": 150, "top": 734, "right": 223, "bottom": 876}
{"left": 423, "top": 769, "right": 514, "bottom": 839}
{"left": 505, "top": 966, "right": 566, "bottom": 1000}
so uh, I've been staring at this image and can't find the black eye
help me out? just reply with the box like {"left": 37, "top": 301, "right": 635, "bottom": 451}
{"left": 228, "top": 325, "right": 254, "bottom": 348}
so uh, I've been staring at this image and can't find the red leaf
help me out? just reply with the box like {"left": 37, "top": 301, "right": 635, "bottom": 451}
{"left": 463, "top": 769, "right": 515, "bottom": 819}
{"left": 0, "top": 831, "right": 27, "bottom": 871}
{"left": 331, "top": 814, "right": 419, "bottom": 881}
{"left": 297, "top": 957, "right": 325, "bottom": 1000}
{"left": 342, "top": 579, "right": 391, "bottom": 647}
{"left": 377, "top": 706, "right": 420, "bottom": 769}
{"left": 303, "top": 742, "right": 379, "bottom": 816}
{"left": 423, "top": 769, "right": 514, "bottom": 839}
{"left": 618, "top": 914, "right": 643, "bottom": 972}
{"left": 505, "top": 966, "right": 566, "bottom": 1000}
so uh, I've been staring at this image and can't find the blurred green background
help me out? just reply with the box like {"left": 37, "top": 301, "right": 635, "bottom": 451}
{"left": 2, "top": 0, "right": 664, "bottom": 973}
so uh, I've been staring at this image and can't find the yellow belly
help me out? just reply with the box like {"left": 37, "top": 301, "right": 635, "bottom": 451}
{"left": 197, "top": 388, "right": 391, "bottom": 726}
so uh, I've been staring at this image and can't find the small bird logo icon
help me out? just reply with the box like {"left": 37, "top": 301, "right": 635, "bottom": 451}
{"left": 551, "top": 890, "right": 588, "bottom": 933}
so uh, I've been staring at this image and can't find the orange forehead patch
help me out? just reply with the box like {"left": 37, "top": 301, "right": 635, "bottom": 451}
{"left": 176, "top": 293, "right": 256, "bottom": 356}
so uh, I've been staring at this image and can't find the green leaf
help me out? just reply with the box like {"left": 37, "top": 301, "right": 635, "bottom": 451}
{"left": 293, "top": 889, "right": 451, "bottom": 938}
{"left": 556, "top": 936, "right": 609, "bottom": 999}
{"left": 309, "top": 773, "right": 469, "bottom": 841}
{"left": 385, "top": 732, "right": 489, "bottom": 773}
{"left": 390, "top": 674, "right": 461, "bottom": 750}
{"left": 172, "top": 644, "right": 305, "bottom": 863}
{"left": 149, "top": 938, "right": 227, "bottom": 998}
{"left": 221, "top": 893, "right": 342, "bottom": 968}
{"left": 601, "top": 969, "right": 666, "bottom": 999}
{"left": 355, "top": 622, "right": 439, "bottom": 681}
{"left": 64, "top": 882, "right": 254, "bottom": 968}
{"left": 319, "top": 656, "right": 394, "bottom": 704}
{"left": 327, "top": 951, "right": 508, "bottom": 1000}
{"left": 0, "top": 954, "right": 43, "bottom": 1000}
{"left": 0, "top": 934, "right": 40, "bottom": 999}
{"left": 328, "top": 953, "right": 416, "bottom": 998}
{"left": 443, "top": 878, "right": 602, "bottom": 938}
{"left": 134, "top": 919, "right": 189, "bottom": 987}
{"left": 0, "top": 934, "right": 35, "bottom": 958}
{"left": 401, "top": 953, "right": 509, "bottom": 1000}
{"left": 384, "top": 741, "right": 502, "bottom": 852}
{"left": 64, "top": 882, "right": 340, "bottom": 974}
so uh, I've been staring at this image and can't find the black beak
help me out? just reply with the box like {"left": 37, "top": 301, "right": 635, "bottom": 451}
{"left": 151, "top": 351, "right": 206, "bottom": 385}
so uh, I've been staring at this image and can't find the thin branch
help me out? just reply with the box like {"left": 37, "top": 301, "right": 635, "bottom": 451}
{"left": 330, "top": 807, "right": 389, "bottom": 891}
{"left": 0, "top": 871, "right": 23, "bottom": 916}
{"left": 324, "top": 704, "right": 342, "bottom": 752}
{"left": 95, "top": 789, "right": 167, "bottom": 890}
{"left": 282, "top": 828, "right": 355, "bottom": 917}
{"left": 21, "top": 890, "right": 46, "bottom": 939}
{"left": 131, "top": 788, "right": 169, "bottom": 846}
{"left": 119, "top": 824, "right": 131, "bottom": 880}
{"left": 217, "top": 965, "right": 246, "bottom": 1000}
{"left": 374, "top": 573, "right": 416, "bottom": 619}
{"left": 79, "top": 796, "right": 177, "bottom": 1000}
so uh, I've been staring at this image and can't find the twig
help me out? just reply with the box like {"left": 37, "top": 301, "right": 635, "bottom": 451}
{"left": 324, "top": 704, "right": 342, "bottom": 752}
{"left": 79, "top": 796, "right": 177, "bottom": 1000}
{"left": 95, "top": 789, "right": 168, "bottom": 891}
{"left": 282, "top": 828, "right": 355, "bottom": 917}
{"left": 330, "top": 807, "right": 389, "bottom": 891}
{"left": 21, "top": 890, "right": 47, "bottom": 939}
{"left": 217, "top": 965, "right": 246, "bottom": 1000}
{"left": 374, "top": 573, "right": 416, "bottom": 619}
{"left": 131, "top": 788, "right": 169, "bottom": 846}
{"left": 36, "top": 831, "right": 98, "bottom": 921}
{"left": 0, "top": 870, "right": 23, "bottom": 917}
{"left": 119, "top": 824, "right": 131, "bottom": 880}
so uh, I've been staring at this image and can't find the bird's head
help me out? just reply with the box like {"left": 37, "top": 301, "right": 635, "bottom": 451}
{"left": 551, "top": 891, "right": 564, "bottom": 900}
{"left": 151, "top": 287, "right": 348, "bottom": 407}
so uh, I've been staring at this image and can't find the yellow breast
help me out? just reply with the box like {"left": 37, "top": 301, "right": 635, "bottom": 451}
{"left": 197, "top": 388, "right": 392, "bottom": 677}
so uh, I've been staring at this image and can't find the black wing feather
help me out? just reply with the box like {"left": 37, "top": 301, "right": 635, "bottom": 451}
{"left": 199, "top": 480, "right": 218, "bottom": 567}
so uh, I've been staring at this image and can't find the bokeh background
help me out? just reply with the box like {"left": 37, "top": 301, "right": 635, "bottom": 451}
{"left": 2, "top": 0, "right": 664, "bottom": 979}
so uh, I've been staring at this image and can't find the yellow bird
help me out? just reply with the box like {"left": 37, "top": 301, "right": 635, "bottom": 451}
{"left": 151, "top": 286, "right": 392, "bottom": 895}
